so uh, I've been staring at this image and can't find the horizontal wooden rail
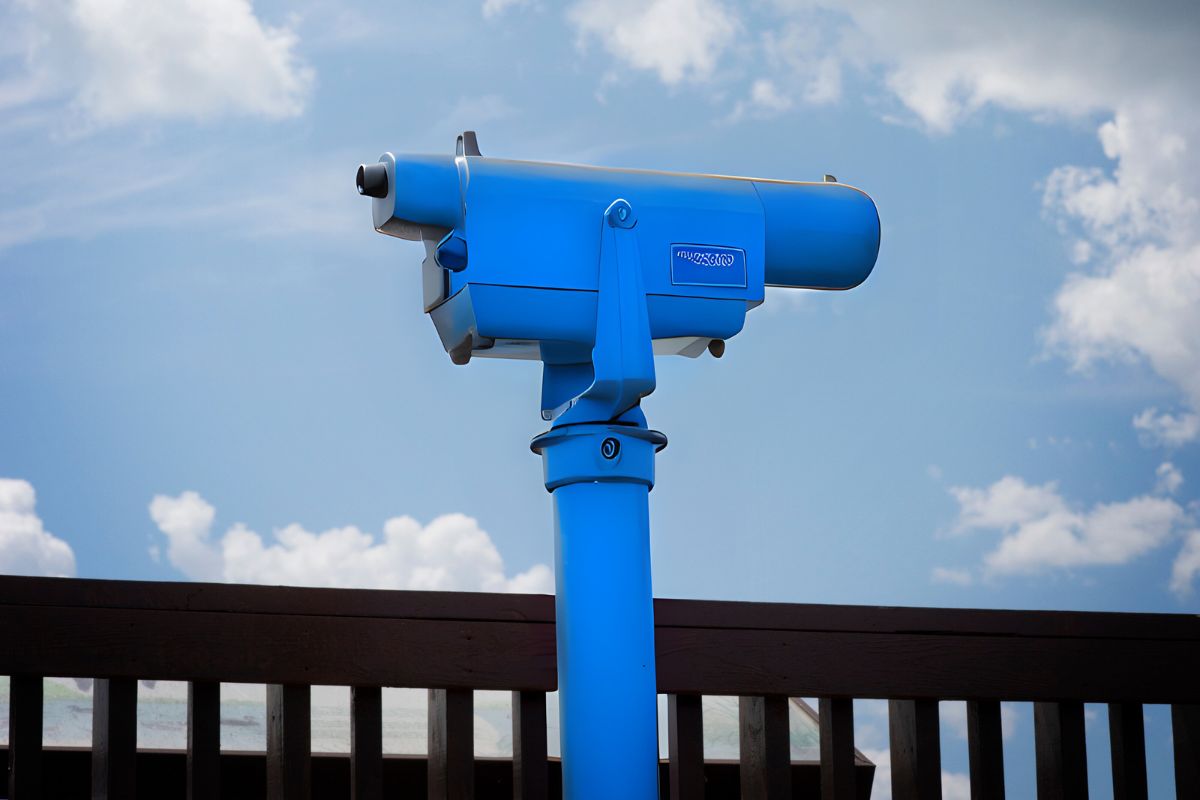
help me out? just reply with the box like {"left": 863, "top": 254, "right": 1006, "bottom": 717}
{"left": 2, "top": 576, "right": 1198, "bottom": 702}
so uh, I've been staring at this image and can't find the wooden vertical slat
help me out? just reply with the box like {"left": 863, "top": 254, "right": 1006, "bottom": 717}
{"left": 351, "top": 686, "right": 383, "bottom": 800}
{"left": 8, "top": 674, "right": 43, "bottom": 799}
{"left": 1108, "top": 703, "right": 1146, "bottom": 800}
{"left": 428, "top": 688, "right": 473, "bottom": 800}
{"left": 92, "top": 677, "right": 137, "bottom": 800}
{"left": 819, "top": 697, "right": 856, "bottom": 800}
{"left": 512, "top": 690, "right": 547, "bottom": 800}
{"left": 187, "top": 681, "right": 220, "bottom": 800}
{"left": 668, "top": 693, "right": 704, "bottom": 800}
{"left": 818, "top": 698, "right": 856, "bottom": 800}
{"left": 266, "top": 684, "right": 311, "bottom": 800}
{"left": 889, "top": 699, "right": 942, "bottom": 800}
{"left": 967, "top": 700, "right": 1005, "bottom": 800}
{"left": 1034, "top": 701, "right": 1088, "bottom": 800}
{"left": 739, "top": 695, "right": 791, "bottom": 799}
{"left": 1173, "top": 704, "right": 1200, "bottom": 800}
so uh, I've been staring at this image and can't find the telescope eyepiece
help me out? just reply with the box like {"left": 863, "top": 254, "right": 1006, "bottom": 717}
{"left": 356, "top": 163, "right": 389, "bottom": 198}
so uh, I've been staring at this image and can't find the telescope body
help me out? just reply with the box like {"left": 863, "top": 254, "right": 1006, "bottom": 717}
{"left": 365, "top": 151, "right": 880, "bottom": 371}
{"left": 359, "top": 135, "right": 880, "bottom": 799}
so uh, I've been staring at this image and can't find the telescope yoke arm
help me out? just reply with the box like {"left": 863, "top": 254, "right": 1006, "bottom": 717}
{"left": 544, "top": 199, "right": 655, "bottom": 428}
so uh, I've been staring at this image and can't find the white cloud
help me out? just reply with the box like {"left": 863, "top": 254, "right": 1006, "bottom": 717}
{"left": 0, "top": 478, "right": 76, "bottom": 577}
{"left": 948, "top": 475, "right": 1187, "bottom": 577}
{"left": 568, "top": 0, "right": 739, "bottom": 85}
{"left": 669, "top": 2, "right": 1200, "bottom": 444}
{"left": 10, "top": 0, "right": 313, "bottom": 125}
{"left": 797, "top": 2, "right": 1200, "bottom": 443}
{"left": 148, "top": 491, "right": 553, "bottom": 593}
{"left": 1171, "top": 531, "right": 1200, "bottom": 598}
{"left": 148, "top": 490, "right": 222, "bottom": 581}
{"left": 759, "top": 21, "right": 843, "bottom": 107}
{"left": 482, "top": 0, "right": 530, "bottom": 18}
{"left": 1156, "top": 462, "right": 1184, "bottom": 496}
{"left": 1134, "top": 409, "right": 1200, "bottom": 448}
{"left": 931, "top": 566, "right": 972, "bottom": 587}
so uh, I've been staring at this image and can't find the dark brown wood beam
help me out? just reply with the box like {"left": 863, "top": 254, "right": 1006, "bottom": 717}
{"left": 428, "top": 688, "right": 473, "bottom": 800}
{"left": 266, "top": 684, "right": 311, "bottom": 800}
{"left": 187, "top": 681, "right": 220, "bottom": 800}
{"left": 889, "top": 699, "right": 941, "bottom": 800}
{"left": 7, "top": 674, "right": 43, "bottom": 800}
{"left": 739, "top": 695, "right": 791, "bottom": 799}
{"left": 92, "top": 678, "right": 137, "bottom": 800}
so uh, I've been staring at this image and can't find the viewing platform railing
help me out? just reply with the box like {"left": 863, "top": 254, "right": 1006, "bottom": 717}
{"left": 1, "top": 575, "right": 1198, "bottom": 799}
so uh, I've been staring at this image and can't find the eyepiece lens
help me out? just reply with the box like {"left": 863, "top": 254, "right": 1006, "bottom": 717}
{"left": 356, "top": 163, "right": 388, "bottom": 198}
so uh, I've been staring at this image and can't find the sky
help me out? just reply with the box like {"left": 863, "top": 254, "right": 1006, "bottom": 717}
{"left": 1, "top": 0, "right": 1199, "bottom": 796}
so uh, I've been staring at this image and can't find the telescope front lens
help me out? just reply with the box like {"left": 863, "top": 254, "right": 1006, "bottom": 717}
{"left": 356, "top": 163, "right": 388, "bottom": 198}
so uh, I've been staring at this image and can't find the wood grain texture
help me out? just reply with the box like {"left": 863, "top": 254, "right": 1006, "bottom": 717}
{"left": 428, "top": 688, "right": 473, "bottom": 800}
{"left": 819, "top": 698, "right": 855, "bottom": 800}
{"left": 92, "top": 678, "right": 137, "bottom": 800}
{"left": 1035, "top": 701, "right": 1088, "bottom": 800}
{"left": 0, "top": 606, "right": 556, "bottom": 690}
{"left": 2, "top": 576, "right": 1198, "bottom": 703}
{"left": 512, "top": 690, "right": 548, "bottom": 800}
{"left": 1107, "top": 703, "right": 1146, "bottom": 800}
{"left": 668, "top": 693, "right": 704, "bottom": 800}
{"left": 654, "top": 627, "right": 1200, "bottom": 702}
{"left": 739, "top": 695, "right": 791, "bottom": 799}
{"left": 8, "top": 575, "right": 1196, "bottom": 642}
{"left": 967, "top": 700, "right": 1005, "bottom": 800}
{"left": 266, "top": 684, "right": 311, "bottom": 800}
{"left": 187, "top": 681, "right": 220, "bottom": 800}
{"left": 351, "top": 686, "right": 383, "bottom": 800}
{"left": 7, "top": 674, "right": 42, "bottom": 800}
{"left": 889, "top": 700, "right": 941, "bottom": 800}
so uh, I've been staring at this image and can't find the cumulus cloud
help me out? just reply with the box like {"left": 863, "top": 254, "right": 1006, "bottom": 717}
{"left": 568, "top": 0, "right": 738, "bottom": 85}
{"left": 0, "top": 478, "right": 76, "bottom": 577}
{"left": 948, "top": 475, "right": 1187, "bottom": 577}
{"left": 802, "top": 1, "right": 1200, "bottom": 444}
{"left": 8, "top": 0, "right": 313, "bottom": 125}
{"left": 148, "top": 491, "right": 553, "bottom": 593}
{"left": 148, "top": 490, "right": 222, "bottom": 581}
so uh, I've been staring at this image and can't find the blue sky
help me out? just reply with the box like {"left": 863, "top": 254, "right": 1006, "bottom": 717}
{"left": 2, "top": 0, "right": 1198, "bottom": 795}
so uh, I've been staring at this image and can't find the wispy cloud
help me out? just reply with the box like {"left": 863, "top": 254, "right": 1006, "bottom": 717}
{"left": 8, "top": 0, "right": 313, "bottom": 127}
{"left": 568, "top": 0, "right": 739, "bottom": 85}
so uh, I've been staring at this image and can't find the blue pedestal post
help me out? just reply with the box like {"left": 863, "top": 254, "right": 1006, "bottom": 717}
{"left": 533, "top": 422, "right": 667, "bottom": 800}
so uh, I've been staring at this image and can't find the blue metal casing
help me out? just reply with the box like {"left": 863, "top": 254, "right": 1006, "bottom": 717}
{"left": 359, "top": 134, "right": 881, "bottom": 800}
{"left": 367, "top": 148, "right": 881, "bottom": 378}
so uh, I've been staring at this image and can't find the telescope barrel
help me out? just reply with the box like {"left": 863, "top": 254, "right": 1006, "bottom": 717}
{"left": 363, "top": 154, "right": 878, "bottom": 291}
{"left": 754, "top": 180, "right": 880, "bottom": 290}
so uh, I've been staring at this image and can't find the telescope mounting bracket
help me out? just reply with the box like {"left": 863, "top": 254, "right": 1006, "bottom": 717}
{"left": 542, "top": 199, "right": 656, "bottom": 428}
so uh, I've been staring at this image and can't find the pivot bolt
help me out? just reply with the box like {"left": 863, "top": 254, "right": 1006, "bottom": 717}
{"left": 600, "top": 437, "right": 620, "bottom": 460}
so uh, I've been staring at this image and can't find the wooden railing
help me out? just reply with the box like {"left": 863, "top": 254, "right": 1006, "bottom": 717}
{"left": 1, "top": 575, "right": 1198, "bottom": 799}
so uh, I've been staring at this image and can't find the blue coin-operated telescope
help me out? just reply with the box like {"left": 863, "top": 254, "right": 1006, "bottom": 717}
{"left": 357, "top": 131, "right": 879, "bottom": 799}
